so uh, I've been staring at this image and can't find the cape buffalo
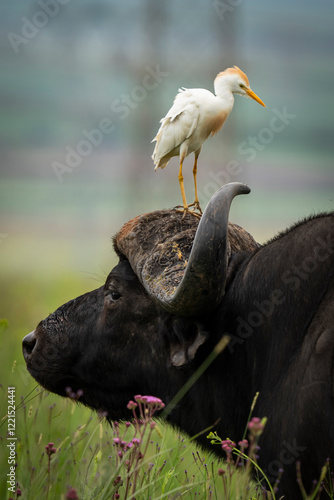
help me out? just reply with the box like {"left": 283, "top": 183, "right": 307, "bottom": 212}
{"left": 23, "top": 183, "right": 334, "bottom": 499}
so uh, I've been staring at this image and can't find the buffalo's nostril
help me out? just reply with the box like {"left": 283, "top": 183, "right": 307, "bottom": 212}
{"left": 22, "top": 331, "right": 37, "bottom": 358}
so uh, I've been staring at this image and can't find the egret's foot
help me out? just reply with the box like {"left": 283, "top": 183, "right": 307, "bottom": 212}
{"left": 188, "top": 200, "right": 203, "bottom": 214}
{"left": 174, "top": 206, "right": 202, "bottom": 219}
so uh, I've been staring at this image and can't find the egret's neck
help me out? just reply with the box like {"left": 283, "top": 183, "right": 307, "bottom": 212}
{"left": 214, "top": 80, "right": 235, "bottom": 112}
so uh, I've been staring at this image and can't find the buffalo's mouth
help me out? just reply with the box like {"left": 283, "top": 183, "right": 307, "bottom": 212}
{"left": 22, "top": 330, "right": 85, "bottom": 401}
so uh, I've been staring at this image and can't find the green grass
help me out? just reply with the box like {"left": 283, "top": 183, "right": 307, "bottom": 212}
{"left": 1, "top": 383, "right": 266, "bottom": 500}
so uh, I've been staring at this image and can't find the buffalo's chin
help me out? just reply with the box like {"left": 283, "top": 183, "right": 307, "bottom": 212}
{"left": 28, "top": 369, "right": 84, "bottom": 401}
{"left": 54, "top": 377, "right": 85, "bottom": 399}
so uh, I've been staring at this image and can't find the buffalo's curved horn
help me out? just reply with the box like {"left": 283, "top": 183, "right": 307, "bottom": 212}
{"left": 142, "top": 182, "right": 250, "bottom": 316}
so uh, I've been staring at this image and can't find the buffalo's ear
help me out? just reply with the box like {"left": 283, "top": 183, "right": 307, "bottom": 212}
{"left": 169, "top": 321, "right": 208, "bottom": 367}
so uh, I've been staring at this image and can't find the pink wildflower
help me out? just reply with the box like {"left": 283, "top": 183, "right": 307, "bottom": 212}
{"left": 113, "top": 475, "right": 122, "bottom": 486}
{"left": 248, "top": 417, "right": 264, "bottom": 434}
{"left": 65, "top": 488, "right": 79, "bottom": 500}
{"left": 134, "top": 395, "right": 165, "bottom": 409}
{"left": 127, "top": 400, "right": 138, "bottom": 410}
{"left": 221, "top": 439, "right": 236, "bottom": 452}
{"left": 45, "top": 442, "right": 56, "bottom": 457}
{"left": 238, "top": 439, "right": 249, "bottom": 448}
{"left": 65, "top": 387, "right": 83, "bottom": 401}
{"left": 144, "top": 396, "right": 165, "bottom": 408}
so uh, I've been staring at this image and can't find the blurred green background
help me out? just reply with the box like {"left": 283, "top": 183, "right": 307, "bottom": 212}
{"left": 0, "top": 1, "right": 333, "bottom": 491}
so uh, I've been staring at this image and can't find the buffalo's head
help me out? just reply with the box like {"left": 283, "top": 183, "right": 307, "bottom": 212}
{"left": 23, "top": 183, "right": 257, "bottom": 419}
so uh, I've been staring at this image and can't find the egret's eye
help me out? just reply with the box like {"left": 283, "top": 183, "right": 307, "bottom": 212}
{"left": 111, "top": 291, "right": 121, "bottom": 301}
{"left": 239, "top": 83, "right": 246, "bottom": 89}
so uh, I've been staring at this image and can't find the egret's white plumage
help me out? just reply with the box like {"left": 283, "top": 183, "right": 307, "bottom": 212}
{"left": 152, "top": 66, "right": 265, "bottom": 215}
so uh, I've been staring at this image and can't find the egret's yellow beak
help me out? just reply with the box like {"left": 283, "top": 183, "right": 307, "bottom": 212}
{"left": 245, "top": 88, "right": 266, "bottom": 107}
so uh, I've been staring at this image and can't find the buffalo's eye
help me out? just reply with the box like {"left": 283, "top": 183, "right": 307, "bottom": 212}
{"left": 110, "top": 291, "right": 121, "bottom": 301}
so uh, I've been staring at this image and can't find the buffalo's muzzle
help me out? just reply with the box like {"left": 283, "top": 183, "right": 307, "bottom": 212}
{"left": 22, "top": 330, "right": 37, "bottom": 360}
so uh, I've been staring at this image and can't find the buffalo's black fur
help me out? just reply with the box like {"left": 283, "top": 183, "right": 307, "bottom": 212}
{"left": 23, "top": 213, "right": 334, "bottom": 499}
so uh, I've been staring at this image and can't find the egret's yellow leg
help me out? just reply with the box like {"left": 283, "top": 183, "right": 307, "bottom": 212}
{"left": 178, "top": 160, "right": 188, "bottom": 210}
{"left": 188, "top": 151, "right": 202, "bottom": 214}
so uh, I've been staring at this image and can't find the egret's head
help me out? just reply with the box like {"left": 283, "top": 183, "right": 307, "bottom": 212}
{"left": 214, "top": 66, "right": 266, "bottom": 107}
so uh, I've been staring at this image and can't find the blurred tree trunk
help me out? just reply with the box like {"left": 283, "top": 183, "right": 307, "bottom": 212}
{"left": 212, "top": 4, "right": 239, "bottom": 154}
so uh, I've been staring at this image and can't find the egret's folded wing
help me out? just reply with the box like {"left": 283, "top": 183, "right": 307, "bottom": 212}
{"left": 152, "top": 88, "right": 200, "bottom": 162}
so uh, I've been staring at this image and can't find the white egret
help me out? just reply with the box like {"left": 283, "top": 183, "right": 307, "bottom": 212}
{"left": 152, "top": 66, "right": 265, "bottom": 215}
